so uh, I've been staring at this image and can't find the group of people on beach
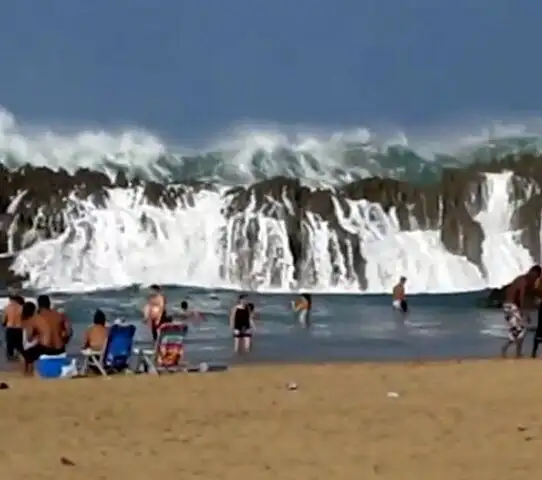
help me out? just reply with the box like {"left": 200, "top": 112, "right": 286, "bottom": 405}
{"left": 2, "top": 294, "right": 72, "bottom": 375}
{"left": 0, "top": 283, "right": 313, "bottom": 375}
{"left": 5, "top": 265, "right": 539, "bottom": 374}
{"left": 389, "top": 266, "right": 542, "bottom": 359}
{"left": 143, "top": 284, "right": 313, "bottom": 355}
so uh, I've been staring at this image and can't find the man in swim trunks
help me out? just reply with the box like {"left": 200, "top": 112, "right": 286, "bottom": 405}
{"left": 392, "top": 276, "right": 408, "bottom": 313}
{"left": 501, "top": 265, "right": 542, "bottom": 358}
{"left": 229, "top": 294, "right": 254, "bottom": 354}
{"left": 143, "top": 284, "right": 169, "bottom": 342}
{"left": 2, "top": 293, "right": 25, "bottom": 361}
{"left": 22, "top": 295, "right": 73, "bottom": 375}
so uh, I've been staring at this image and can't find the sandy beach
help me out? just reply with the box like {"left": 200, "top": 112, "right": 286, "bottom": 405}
{"left": 0, "top": 359, "right": 541, "bottom": 479}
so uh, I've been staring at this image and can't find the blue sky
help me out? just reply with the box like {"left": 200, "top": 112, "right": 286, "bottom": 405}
{"left": 0, "top": 1, "right": 539, "bottom": 139}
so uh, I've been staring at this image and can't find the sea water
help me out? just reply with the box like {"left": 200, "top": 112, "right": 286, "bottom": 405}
{"left": 0, "top": 287, "right": 511, "bottom": 367}
{"left": 1, "top": 111, "right": 541, "bottom": 366}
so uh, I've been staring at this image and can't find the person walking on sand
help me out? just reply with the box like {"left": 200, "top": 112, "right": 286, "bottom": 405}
{"left": 501, "top": 265, "right": 542, "bottom": 358}
{"left": 292, "top": 294, "right": 312, "bottom": 328}
{"left": 229, "top": 294, "right": 254, "bottom": 354}
{"left": 392, "top": 276, "right": 408, "bottom": 314}
{"left": 2, "top": 292, "right": 25, "bottom": 361}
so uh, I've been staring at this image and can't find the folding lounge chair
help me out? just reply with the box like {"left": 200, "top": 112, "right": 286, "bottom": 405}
{"left": 134, "top": 322, "right": 187, "bottom": 374}
{"left": 80, "top": 323, "right": 136, "bottom": 376}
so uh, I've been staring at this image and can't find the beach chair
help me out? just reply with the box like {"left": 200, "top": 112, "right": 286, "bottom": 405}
{"left": 80, "top": 323, "right": 136, "bottom": 376}
{"left": 134, "top": 322, "right": 188, "bottom": 374}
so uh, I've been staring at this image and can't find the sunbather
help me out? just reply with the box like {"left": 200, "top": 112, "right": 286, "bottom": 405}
{"left": 82, "top": 309, "right": 109, "bottom": 352}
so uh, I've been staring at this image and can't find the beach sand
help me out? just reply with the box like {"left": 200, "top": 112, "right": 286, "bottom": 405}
{"left": 0, "top": 359, "right": 540, "bottom": 480}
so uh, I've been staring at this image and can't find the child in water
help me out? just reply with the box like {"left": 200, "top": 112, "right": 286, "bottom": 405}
{"left": 292, "top": 294, "right": 311, "bottom": 327}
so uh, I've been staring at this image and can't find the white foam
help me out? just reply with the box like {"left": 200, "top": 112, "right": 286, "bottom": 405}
{"left": 0, "top": 106, "right": 541, "bottom": 294}
{"left": 6, "top": 170, "right": 537, "bottom": 294}
{"left": 10, "top": 186, "right": 294, "bottom": 292}
{"left": 316, "top": 200, "right": 486, "bottom": 293}
{"left": 476, "top": 172, "right": 535, "bottom": 286}
{"left": 2, "top": 107, "right": 542, "bottom": 186}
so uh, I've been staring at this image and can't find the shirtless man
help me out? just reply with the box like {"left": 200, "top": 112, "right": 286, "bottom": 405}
{"left": 22, "top": 295, "right": 73, "bottom": 375}
{"left": 143, "top": 284, "right": 168, "bottom": 342}
{"left": 2, "top": 293, "right": 25, "bottom": 361}
{"left": 501, "top": 265, "right": 542, "bottom": 358}
{"left": 82, "top": 309, "right": 109, "bottom": 352}
{"left": 392, "top": 276, "right": 408, "bottom": 314}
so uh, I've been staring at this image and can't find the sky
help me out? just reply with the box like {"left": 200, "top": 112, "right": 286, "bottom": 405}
{"left": 0, "top": 1, "right": 539, "bottom": 139}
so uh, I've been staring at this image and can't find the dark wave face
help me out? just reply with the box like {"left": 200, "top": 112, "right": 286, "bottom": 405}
{"left": 0, "top": 109, "right": 541, "bottom": 294}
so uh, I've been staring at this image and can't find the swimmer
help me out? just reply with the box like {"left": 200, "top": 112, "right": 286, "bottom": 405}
{"left": 229, "top": 294, "right": 254, "bottom": 354}
{"left": 501, "top": 265, "right": 542, "bottom": 358}
{"left": 143, "top": 284, "right": 169, "bottom": 342}
{"left": 392, "top": 277, "right": 408, "bottom": 314}
{"left": 178, "top": 300, "right": 204, "bottom": 322}
{"left": 292, "top": 294, "right": 311, "bottom": 328}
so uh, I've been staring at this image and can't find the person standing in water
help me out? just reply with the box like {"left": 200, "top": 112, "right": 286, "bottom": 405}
{"left": 178, "top": 300, "right": 204, "bottom": 322}
{"left": 229, "top": 294, "right": 254, "bottom": 354}
{"left": 392, "top": 277, "right": 408, "bottom": 314}
{"left": 501, "top": 264, "right": 542, "bottom": 358}
{"left": 292, "top": 294, "right": 311, "bottom": 327}
{"left": 143, "top": 284, "right": 169, "bottom": 342}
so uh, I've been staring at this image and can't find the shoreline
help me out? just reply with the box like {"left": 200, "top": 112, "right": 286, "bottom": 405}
{"left": 0, "top": 354, "right": 530, "bottom": 379}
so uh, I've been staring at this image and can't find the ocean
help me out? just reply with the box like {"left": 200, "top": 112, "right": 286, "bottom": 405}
{"left": 0, "top": 288, "right": 522, "bottom": 366}
{"left": 1, "top": 109, "right": 541, "bottom": 364}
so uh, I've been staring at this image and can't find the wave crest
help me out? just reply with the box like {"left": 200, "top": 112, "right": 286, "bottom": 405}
{"left": 3, "top": 108, "right": 542, "bottom": 186}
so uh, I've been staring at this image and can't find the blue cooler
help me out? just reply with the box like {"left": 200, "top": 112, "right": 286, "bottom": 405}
{"left": 36, "top": 354, "right": 74, "bottom": 379}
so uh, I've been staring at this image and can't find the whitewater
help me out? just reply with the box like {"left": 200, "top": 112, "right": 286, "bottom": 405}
{"left": 0, "top": 108, "right": 540, "bottom": 294}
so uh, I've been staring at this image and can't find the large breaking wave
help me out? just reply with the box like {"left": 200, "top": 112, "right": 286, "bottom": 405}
{"left": 0, "top": 107, "right": 541, "bottom": 294}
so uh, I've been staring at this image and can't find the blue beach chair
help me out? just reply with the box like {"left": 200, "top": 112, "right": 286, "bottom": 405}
{"left": 80, "top": 323, "right": 136, "bottom": 376}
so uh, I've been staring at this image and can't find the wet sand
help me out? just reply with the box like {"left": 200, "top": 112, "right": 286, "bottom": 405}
{"left": 0, "top": 359, "right": 541, "bottom": 479}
